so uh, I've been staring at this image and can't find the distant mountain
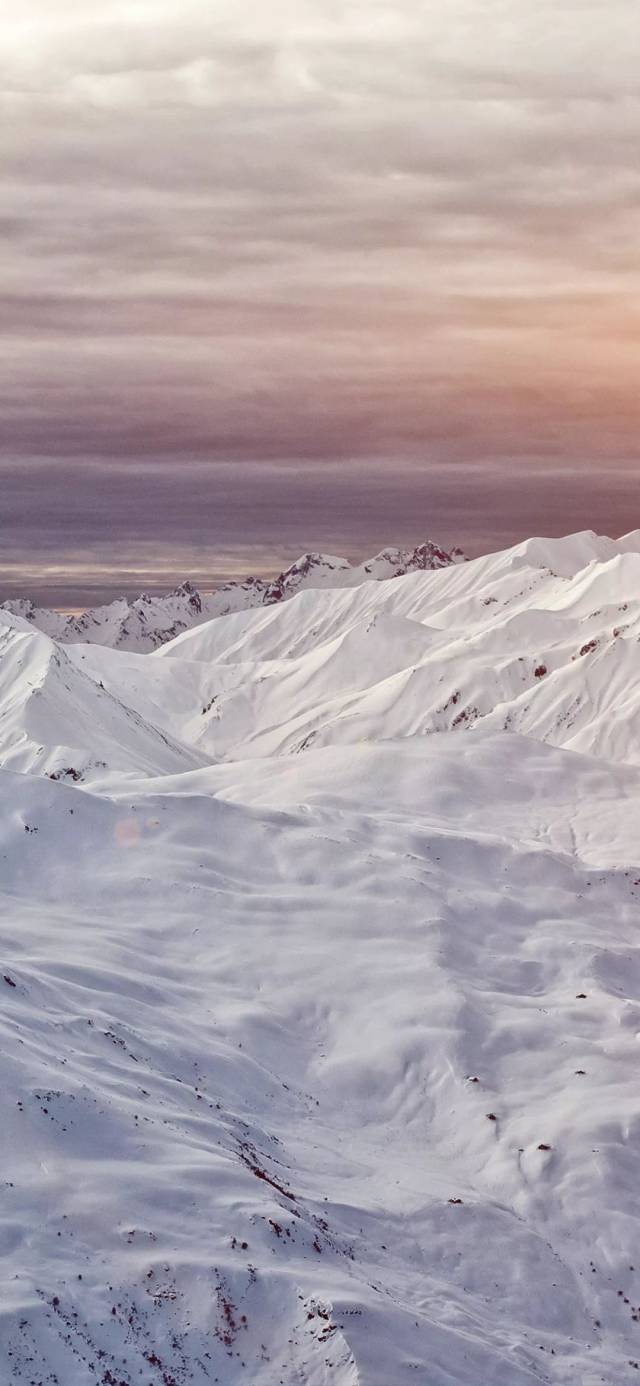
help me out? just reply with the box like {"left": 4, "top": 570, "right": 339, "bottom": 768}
{"left": 0, "top": 539, "right": 466, "bottom": 652}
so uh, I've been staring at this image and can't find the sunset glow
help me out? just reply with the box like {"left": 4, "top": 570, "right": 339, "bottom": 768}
{"left": 2, "top": 0, "right": 639, "bottom": 601}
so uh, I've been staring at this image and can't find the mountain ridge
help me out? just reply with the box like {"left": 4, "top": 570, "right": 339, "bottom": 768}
{"left": 1, "top": 539, "right": 466, "bottom": 652}
{"left": 4, "top": 529, "right": 640, "bottom": 1384}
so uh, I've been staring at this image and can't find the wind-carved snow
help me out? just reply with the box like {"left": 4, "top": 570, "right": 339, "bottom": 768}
{"left": 3, "top": 530, "right": 640, "bottom": 1384}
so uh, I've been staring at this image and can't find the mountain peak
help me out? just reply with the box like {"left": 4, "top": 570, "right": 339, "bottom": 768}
{"left": 0, "top": 538, "right": 464, "bottom": 653}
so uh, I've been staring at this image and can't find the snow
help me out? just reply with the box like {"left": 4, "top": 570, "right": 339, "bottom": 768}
{"left": 3, "top": 530, "right": 640, "bottom": 1384}
{"left": 0, "top": 540, "right": 465, "bottom": 654}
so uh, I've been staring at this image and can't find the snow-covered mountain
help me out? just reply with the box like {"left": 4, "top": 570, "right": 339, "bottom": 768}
{"left": 1, "top": 539, "right": 465, "bottom": 653}
{"left": 4, "top": 530, "right": 640, "bottom": 1385}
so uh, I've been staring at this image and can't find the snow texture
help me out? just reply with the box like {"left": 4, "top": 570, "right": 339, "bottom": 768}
{"left": 3, "top": 530, "right": 640, "bottom": 1385}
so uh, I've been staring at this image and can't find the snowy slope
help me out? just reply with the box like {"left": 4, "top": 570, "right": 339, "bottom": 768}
{"left": 3, "top": 531, "right": 640, "bottom": 1385}
{"left": 0, "top": 622, "right": 207, "bottom": 782}
{"left": 0, "top": 540, "right": 465, "bottom": 653}
{"left": 130, "top": 527, "right": 640, "bottom": 765}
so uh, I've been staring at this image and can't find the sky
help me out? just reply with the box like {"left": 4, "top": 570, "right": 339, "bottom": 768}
{"left": 2, "top": 0, "right": 640, "bottom": 604}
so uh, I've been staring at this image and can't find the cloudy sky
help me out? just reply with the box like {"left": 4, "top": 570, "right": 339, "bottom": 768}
{"left": 2, "top": 0, "right": 639, "bottom": 603}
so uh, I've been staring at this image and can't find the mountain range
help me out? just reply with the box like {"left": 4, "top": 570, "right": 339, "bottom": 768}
{"left": 1, "top": 540, "right": 466, "bottom": 653}
{"left": 3, "top": 529, "right": 640, "bottom": 1385}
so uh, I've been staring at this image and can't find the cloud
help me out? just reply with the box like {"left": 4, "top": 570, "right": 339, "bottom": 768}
{"left": 1, "top": 1, "right": 639, "bottom": 599}
{"left": 2, "top": 454, "right": 639, "bottom": 606}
